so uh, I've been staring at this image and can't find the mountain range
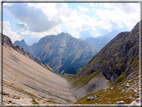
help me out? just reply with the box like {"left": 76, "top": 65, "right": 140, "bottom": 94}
{"left": 14, "top": 32, "right": 99, "bottom": 74}
{"left": 1, "top": 20, "right": 140, "bottom": 105}
{"left": 85, "top": 30, "right": 123, "bottom": 50}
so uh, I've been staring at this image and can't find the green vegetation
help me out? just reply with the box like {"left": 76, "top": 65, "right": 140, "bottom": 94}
{"left": 114, "top": 71, "right": 126, "bottom": 84}
{"left": 88, "top": 57, "right": 98, "bottom": 66}
{"left": 62, "top": 73, "right": 74, "bottom": 81}
{"left": 32, "top": 98, "right": 39, "bottom": 104}
{"left": 104, "top": 60, "right": 109, "bottom": 65}
{"left": 112, "top": 43, "right": 120, "bottom": 54}
{"left": 75, "top": 76, "right": 139, "bottom": 104}
{"left": 71, "top": 70, "right": 100, "bottom": 89}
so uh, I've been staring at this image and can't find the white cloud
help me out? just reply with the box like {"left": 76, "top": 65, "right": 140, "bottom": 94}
{"left": 78, "top": 6, "right": 89, "bottom": 12}
{"left": 21, "top": 30, "right": 30, "bottom": 35}
{"left": 90, "top": 31, "right": 100, "bottom": 38}
{"left": 90, "top": 3, "right": 95, "bottom": 7}
{"left": 30, "top": 25, "right": 62, "bottom": 38}
{"left": 3, "top": 21, "right": 23, "bottom": 43}
{"left": 4, "top": 3, "right": 63, "bottom": 33}
{"left": 70, "top": 31, "right": 80, "bottom": 39}
{"left": 3, "top": 2, "right": 140, "bottom": 40}
{"left": 94, "top": 9, "right": 123, "bottom": 31}
{"left": 103, "top": 3, "right": 140, "bottom": 29}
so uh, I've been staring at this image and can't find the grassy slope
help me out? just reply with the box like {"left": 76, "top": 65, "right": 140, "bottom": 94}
{"left": 62, "top": 70, "right": 100, "bottom": 90}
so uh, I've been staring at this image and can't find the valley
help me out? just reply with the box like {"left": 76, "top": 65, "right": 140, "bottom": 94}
{"left": 1, "top": 20, "right": 141, "bottom": 106}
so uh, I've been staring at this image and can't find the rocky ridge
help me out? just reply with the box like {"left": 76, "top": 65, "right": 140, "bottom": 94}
{"left": 2, "top": 34, "right": 53, "bottom": 72}
{"left": 2, "top": 34, "right": 32, "bottom": 59}
{"left": 74, "top": 21, "right": 140, "bottom": 82}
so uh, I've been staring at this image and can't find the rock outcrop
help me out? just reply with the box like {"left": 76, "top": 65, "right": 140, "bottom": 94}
{"left": 2, "top": 34, "right": 32, "bottom": 59}
{"left": 34, "top": 57, "right": 54, "bottom": 72}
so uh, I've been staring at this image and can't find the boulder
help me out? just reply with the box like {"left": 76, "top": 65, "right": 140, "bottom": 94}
{"left": 125, "top": 83, "right": 130, "bottom": 87}
{"left": 134, "top": 93, "right": 139, "bottom": 97}
{"left": 87, "top": 97, "right": 91, "bottom": 101}
{"left": 116, "top": 101, "right": 125, "bottom": 104}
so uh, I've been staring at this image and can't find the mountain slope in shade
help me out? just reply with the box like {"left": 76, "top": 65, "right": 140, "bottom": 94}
{"left": 2, "top": 35, "right": 76, "bottom": 104}
{"left": 75, "top": 21, "right": 140, "bottom": 82}
{"left": 68, "top": 21, "right": 140, "bottom": 101}
{"left": 14, "top": 32, "right": 99, "bottom": 74}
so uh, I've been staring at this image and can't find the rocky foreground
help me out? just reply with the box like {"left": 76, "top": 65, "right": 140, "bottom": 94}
{"left": 75, "top": 75, "right": 141, "bottom": 106}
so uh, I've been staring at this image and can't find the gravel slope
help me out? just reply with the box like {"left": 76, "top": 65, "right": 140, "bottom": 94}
{"left": 3, "top": 46, "right": 76, "bottom": 105}
{"left": 71, "top": 71, "right": 109, "bottom": 100}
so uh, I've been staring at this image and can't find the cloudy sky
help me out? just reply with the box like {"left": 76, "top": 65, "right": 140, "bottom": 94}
{"left": 3, "top": 2, "right": 140, "bottom": 45}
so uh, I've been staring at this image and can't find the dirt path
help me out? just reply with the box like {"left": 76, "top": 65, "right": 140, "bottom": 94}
{"left": 3, "top": 46, "right": 76, "bottom": 104}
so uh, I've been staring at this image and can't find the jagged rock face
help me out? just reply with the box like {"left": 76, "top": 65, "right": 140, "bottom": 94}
{"left": 75, "top": 21, "right": 140, "bottom": 82}
{"left": 14, "top": 32, "right": 99, "bottom": 74}
{"left": 2, "top": 34, "right": 32, "bottom": 59}
{"left": 14, "top": 39, "right": 33, "bottom": 57}
{"left": 35, "top": 57, "right": 42, "bottom": 65}
{"left": 2, "top": 34, "right": 15, "bottom": 49}
{"left": 23, "top": 51, "right": 32, "bottom": 59}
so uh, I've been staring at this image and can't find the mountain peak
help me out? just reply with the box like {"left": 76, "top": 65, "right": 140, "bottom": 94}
{"left": 20, "top": 39, "right": 26, "bottom": 44}
{"left": 57, "top": 32, "right": 73, "bottom": 38}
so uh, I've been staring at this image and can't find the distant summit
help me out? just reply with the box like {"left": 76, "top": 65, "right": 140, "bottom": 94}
{"left": 14, "top": 32, "right": 99, "bottom": 74}
{"left": 85, "top": 30, "right": 123, "bottom": 50}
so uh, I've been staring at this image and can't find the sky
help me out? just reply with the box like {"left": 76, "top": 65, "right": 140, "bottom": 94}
{"left": 2, "top": 1, "right": 140, "bottom": 46}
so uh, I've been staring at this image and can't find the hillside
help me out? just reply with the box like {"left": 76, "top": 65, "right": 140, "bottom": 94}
{"left": 75, "top": 21, "right": 139, "bottom": 82}
{"left": 14, "top": 32, "right": 99, "bottom": 74}
{"left": 65, "top": 21, "right": 140, "bottom": 103}
{"left": 75, "top": 76, "right": 140, "bottom": 105}
{"left": 2, "top": 35, "right": 76, "bottom": 104}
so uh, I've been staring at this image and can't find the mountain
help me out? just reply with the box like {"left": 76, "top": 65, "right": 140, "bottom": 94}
{"left": 14, "top": 32, "right": 99, "bottom": 74}
{"left": 2, "top": 34, "right": 76, "bottom": 104}
{"left": 75, "top": 20, "right": 140, "bottom": 82}
{"left": 67, "top": 21, "right": 140, "bottom": 101}
{"left": 14, "top": 39, "right": 29, "bottom": 51}
{"left": 96, "top": 30, "right": 122, "bottom": 40}
{"left": 76, "top": 21, "right": 139, "bottom": 82}
{"left": 14, "top": 39, "right": 34, "bottom": 57}
{"left": 85, "top": 37, "right": 110, "bottom": 50}
{"left": 85, "top": 30, "right": 123, "bottom": 50}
